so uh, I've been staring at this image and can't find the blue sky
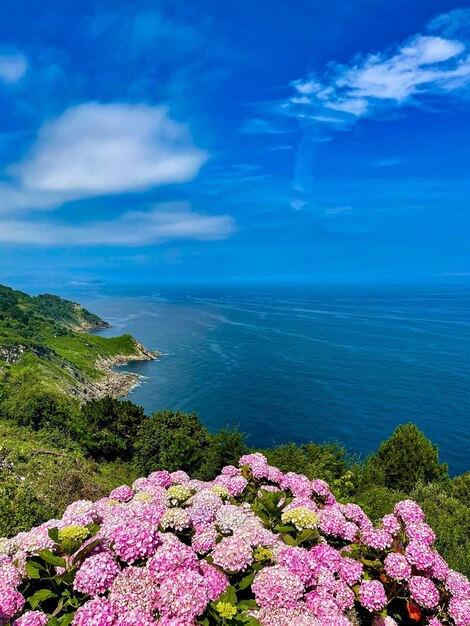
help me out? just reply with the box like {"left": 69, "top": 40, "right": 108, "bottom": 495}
{"left": 1, "top": 0, "right": 470, "bottom": 287}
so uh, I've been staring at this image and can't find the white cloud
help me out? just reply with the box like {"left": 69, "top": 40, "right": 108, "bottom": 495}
{"left": 0, "top": 102, "right": 237, "bottom": 247}
{"left": 0, "top": 203, "right": 237, "bottom": 246}
{"left": 290, "top": 199, "right": 308, "bottom": 210}
{"left": 372, "top": 158, "right": 403, "bottom": 167}
{"left": 288, "top": 13, "right": 470, "bottom": 126}
{"left": 324, "top": 206, "right": 352, "bottom": 215}
{"left": 12, "top": 102, "right": 208, "bottom": 198}
{"left": 0, "top": 53, "right": 28, "bottom": 84}
{"left": 239, "top": 118, "right": 288, "bottom": 135}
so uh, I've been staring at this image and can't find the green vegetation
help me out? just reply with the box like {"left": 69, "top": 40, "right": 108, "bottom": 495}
{"left": 0, "top": 283, "right": 468, "bottom": 577}
{"left": 0, "top": 283, "right": 149, "bottom": 397}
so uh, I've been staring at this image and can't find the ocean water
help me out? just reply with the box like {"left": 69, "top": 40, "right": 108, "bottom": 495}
{"left": 73, "top": 285, "right": 470, "bottom": 475}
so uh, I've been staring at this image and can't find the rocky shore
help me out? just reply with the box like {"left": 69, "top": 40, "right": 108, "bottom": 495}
{"left": 68, "top": 339, "right": 159, "bottom": 401}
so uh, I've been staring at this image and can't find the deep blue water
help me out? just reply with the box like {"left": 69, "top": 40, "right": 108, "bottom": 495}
{"left": 72, "top": 285, "right": 470, "bottom": 475}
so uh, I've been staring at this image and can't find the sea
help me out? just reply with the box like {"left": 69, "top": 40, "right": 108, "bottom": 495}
{"left": 70, "top": 284, "right": 470, "bottom": 476}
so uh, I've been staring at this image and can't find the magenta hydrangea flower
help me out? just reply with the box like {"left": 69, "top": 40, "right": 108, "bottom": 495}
{"left": 109, "top": 485, "right": 134, "bottom": 503}
{"left": 73, "top": 552, "right": 120, "bottom": 596}
{"left": 358, "top": 580, "right": 387, "bottom": 612}
{"left": 361, "top": 528, "right": 393, "bottom": 550}
{"left": 277, "top": 546, "right": 320, "bottom": 586}
{"left": 394, "top": 500, "right": 425, "bottom": 525}
{"left": 338, "top": 556, "right": 363, "bottom": 586}
{"left": 408, "top": 576, "right": 440, "bottom": 610}
{"left": 147, "top": 536, "right": 199, "bottom": 583}
{"left": 72, "top": 597, "right": 115, "bottom": 625}
{"left": 448, "top": 597, "right": 470, "bottom": 626}
{"left": 147, "top": 470, "right": 172, "bottom": 488}
{"left": 406, "top": 540, "right": 435, "bottom": 570}
{"left": 0, "top": 561, "right": 21, "bottom": 590}
{"left": 239, "top": 453, "right": 269, "bottom": 479}
{"left": 406, "top": 522, "right": 436, "bottom": 546}
{"left": 199, "top": 561, "right": 229, "bottom": 601}
{"left": 384, "top": 553, "right": 412, "bottom": 582}
{"left": 13, "top": 611, "right": 48, "bottom": 626}
{"left": 381, "top": 514, "right": 401, "bottom": 536}
{"left": 446, "top": 570, "right": 470, "bottom": 599}
{"left": 110, "top": 520, "right": 160, "bottom": 563}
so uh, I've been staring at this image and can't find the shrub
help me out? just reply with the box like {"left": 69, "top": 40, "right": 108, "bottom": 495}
{"left": 133, "top": 410, "right": 214, "bottom": 478}
{"left": 364, "top": 423, "right": 448, "bottom": 492}
{"left": 0, "top": 465, "right": 53, "bottom": 536}
{"left": 74, "top": 397, "right": 145, "bottom": 461}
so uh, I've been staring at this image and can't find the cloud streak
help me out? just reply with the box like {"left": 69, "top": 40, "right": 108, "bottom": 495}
{"left": 0, "top": 203, "right": 237, "bottom": 246}
{"left": 288, "top": 10, "right": 470, "bottom": 126}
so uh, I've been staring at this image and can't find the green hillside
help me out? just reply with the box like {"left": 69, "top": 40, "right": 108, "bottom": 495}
{"left": 0, "top": 284, "right": 155, "bottom": 398}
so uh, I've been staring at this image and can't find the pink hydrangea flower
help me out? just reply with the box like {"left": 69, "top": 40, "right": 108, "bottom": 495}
{"left": 211, "top": 535, "right": 253, "bottom": 572}
{"left": 394, "top": 500, "right": 425, "bottom": 525}
{"left": 0, "top": 589, "right": 24, "bottom": 620}
{"left": 252, "top": 565, "right": 304, "bottom": 609}
{"left": 13, "top": 611, "right": 48, "bottom": 626}
{"left": 408, "top": 576, "right": 440, "bottom": 609}
{"left": 109, "top": 485, "right": 134, "bottom": 502}
{"left": 73, "top": 552, "right": 120, "bottom": 596}
{"left": 384, "top": 553, "right": 412, "bottom": 582}
{"left": 358, "top": 580, "right": 387, "bottom": 612}
{"left": 72, "top": 597, "right": 115, "bottom": 625}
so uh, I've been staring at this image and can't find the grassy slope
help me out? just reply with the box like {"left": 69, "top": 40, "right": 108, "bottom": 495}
{"left": 0, "top": 419, "right": 137, "bottom": 518}
{"left": 0, "top": 284, "right": 144, "bottom": 391}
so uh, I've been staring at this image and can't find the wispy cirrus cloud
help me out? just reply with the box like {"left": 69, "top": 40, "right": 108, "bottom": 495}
{"left": 287, "top": 9, "right": 470, "bottom": 126}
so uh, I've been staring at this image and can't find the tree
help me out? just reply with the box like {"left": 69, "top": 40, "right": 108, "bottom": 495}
{"left": 133, "top": 410, "right": 214, "bottom": 478}
{"left": 365, "top": 423, "right": 448, "bottom": 492}
{"left": 74, "top": 397, "right": 145, "bottom": 461}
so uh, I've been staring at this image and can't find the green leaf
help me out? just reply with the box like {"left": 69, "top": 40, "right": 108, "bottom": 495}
{"left": 29, "top": 588, "right": 56, "bottom": 609}
{"left": 274, "top": 524, "right": 295, "bottom": 533}
{"left": 60, "top": 537, "right": 83, "bottom": 557}
{"left": 58, "top": 613, "right": 75, "bottom": 626}
{"left": 48, "top": 528, "right": 59, "bottom": 543}
{"left": 217, "top": 585, "right": 237, "bottom": 606}
{"left": 238, "top": 572, "right": 255, "bottom": 590}
{"left": 25, "top": 561, "right": 42, "bottom": 579}
{"left": 239, "top": 617, "right": 262, "bottom": 626}
{"left": 37, "top": 549, "right": 67, "bottom": 568}
{"left": 237, "top": 599, "right": 259, "bottom": 610}
{"left": 281, "top": 533, "right": 297, "bottom": 546}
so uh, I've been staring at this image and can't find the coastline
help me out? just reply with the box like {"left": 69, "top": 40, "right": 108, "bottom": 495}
{"left": 68, "top": 339, "right": 160, "bottom": 402}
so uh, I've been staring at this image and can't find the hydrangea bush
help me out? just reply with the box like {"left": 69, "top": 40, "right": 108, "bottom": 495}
{"left": 0, "top": 453, "right": 468, "bottom": 625}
